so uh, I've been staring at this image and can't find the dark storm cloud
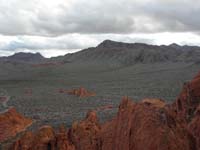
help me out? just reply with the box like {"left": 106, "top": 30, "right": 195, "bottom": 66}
{"left": 0, "top": 0, "right": 199, "bottom": 36}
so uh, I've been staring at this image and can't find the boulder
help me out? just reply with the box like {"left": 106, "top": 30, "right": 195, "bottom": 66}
{"left": 67, "top": 87, "right": 96, "bottom": 98}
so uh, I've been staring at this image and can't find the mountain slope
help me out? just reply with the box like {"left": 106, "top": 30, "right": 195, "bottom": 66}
{"left": 59, "top": 40, "right": 200, "bottom": 65}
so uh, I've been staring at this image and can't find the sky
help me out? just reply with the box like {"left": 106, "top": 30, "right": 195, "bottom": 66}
{"left": 0, "top": 0, "right": 200, "bottom": 57}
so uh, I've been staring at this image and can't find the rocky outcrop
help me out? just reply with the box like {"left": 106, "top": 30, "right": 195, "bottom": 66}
{"left": 189, "top": 106, "right": 200, "bottom": 150}
{"left": 100, "top": 97, "right": 196, "bottom": 150}
{"left": 11, "top": 125, "right": 75, "bottom": 150}
{"left": 174, "top": 72, "right": 200, "bottom": 121}
{"left": 67, "top": 87, "right": 96, "bottom": 98}
{"left": 69, "top": 111, "right": 101, "bottom": 150}
{"left": 0, "top": 108, "right": 32, "bottom": 142}
{"left": 173, "top": 71, "right": 200, "bottom": 149}
{"left": 11, "top": 111, "right": 100, "bottom": 150}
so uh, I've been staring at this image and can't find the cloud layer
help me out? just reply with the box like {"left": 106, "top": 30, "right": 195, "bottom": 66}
{"left": 1, "top": 0, "right": 200, "bottom": 36}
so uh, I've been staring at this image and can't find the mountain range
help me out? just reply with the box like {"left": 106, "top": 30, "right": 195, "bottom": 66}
{"left": 62, "top": 40, "right": 200, "bottom": 65}
{"left": 1, "top": 40, "right": 200, "bottom": 65}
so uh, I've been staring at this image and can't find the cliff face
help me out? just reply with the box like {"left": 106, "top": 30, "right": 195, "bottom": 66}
{"left": 189, "top": 106, "right": 200, "bottom": 150}
{"left": 100, "top": 97, "right": 196, "bottom": 150}
{"left": 173, "top": 71, "right": 200, "bottom": 149}
{"left": 0, "top": 108, "right": 32, "bottom": 142}
{"left": 174, "top": 71, "right": 200, "bottom": 121}
{"left": 10, "top": 71, "right": 200, "bottom": 150}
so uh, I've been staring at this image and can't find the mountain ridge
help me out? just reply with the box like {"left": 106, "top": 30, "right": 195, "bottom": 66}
{"left": 1, "top": 40, "right": 200, "bottom": 65}
{"left": 58, "top": 40, "right": 200, "bottom": 65}
{"left": 0, "top": 52, "right": 45, "bottom": 63}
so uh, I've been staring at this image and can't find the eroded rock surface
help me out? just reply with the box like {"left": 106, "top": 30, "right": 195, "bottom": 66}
{"left": 100, "top": 97, "right": 196, "bottom": 150}
{"left": 11, "top": 125, "right": 75, "bottom": 150}
{"left": 67, "top": 87, "right": 96, "bottom": 98}
{"left": 0, "top": 108, "right": 32, "bottom": 142}
{"left": 174, "top": 71, "right": 200, "bottom": 121}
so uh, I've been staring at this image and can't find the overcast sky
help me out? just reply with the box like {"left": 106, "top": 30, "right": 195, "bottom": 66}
{"left": 0, "top": 0, "right": 200, "bottom": 57}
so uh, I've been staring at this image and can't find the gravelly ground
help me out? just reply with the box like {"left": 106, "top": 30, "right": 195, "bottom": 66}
{"left": 0, "top": 62, "right": 199, "bottom": 129}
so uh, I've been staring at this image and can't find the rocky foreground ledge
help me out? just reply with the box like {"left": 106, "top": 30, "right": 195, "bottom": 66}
{"left": 5, "top": 71, "right": 200, "bottom": 150}
{"left": 0, "top": 108, "right": 32, "bottom": 143}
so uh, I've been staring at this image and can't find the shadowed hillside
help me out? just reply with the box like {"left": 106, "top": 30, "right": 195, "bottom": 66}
{"left": 0, "top": 52, "right": 45, "bottom": 63}
{"left": 57, "top": 40, "right": 200, "bottom": 65}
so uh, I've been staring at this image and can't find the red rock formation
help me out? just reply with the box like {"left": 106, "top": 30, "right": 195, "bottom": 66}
{"left": 189, "top": 105, "right": 200, "bottom": 150}
{"left": 11, "top": 125, "right": 75, "bottom": 150}
{"left": 11, "top": 97, "right": 197, "bottom": 150}
{"left": 67, "top": 87, "right": 96, "bottom": 98}
{"left": 100, "top": 97, "right": 196, "bottom": 150}
{"left": 0, "top": 107, "right": 32, "bottom": 142}
{"left": 174, "top": 71, "right": 200, "bottom": 121}
{"left": 142, "top": 98, "right": 166, "bottom": 108}
{"left": 69, "top": 110, "right": 101, "bottom": 150}
{"left": 11, "top": 111, "right": 100, "bottom": 150}
{"left": 172, "top": 71, "right": 200, "bottom": 150}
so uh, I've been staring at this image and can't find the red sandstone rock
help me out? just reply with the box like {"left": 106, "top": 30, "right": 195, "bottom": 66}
{"left": 0, "top": 107, "right": 32, "bottom": 142}
{"left": 67, "top": 87, "right": 96, "bottom": 98}
{"left": 173, "top": 72, "right": 200, "bottom": 150}
{"left": 100, "top": 97, "right": 196, "bottom": 150}
{"left": 142, "top": 98, "right": 166, "bottom": 108}
{"left": 53, "top": 125, "right": 75, "bottom": 150}
{"left": 11, "top": 111, "right": 101, "bottom": 150}
{"left": 189, "top": 105, "right": 200, "bottom": 150}
{"left": 69, "top": 110, "right": 101, "bottom": 150}
{"left": 10, "top": 97, "right": 197, "bottom": 150}
{"left": 174, "top": 71, "right": 200, "bottom": 121}
{"left": 11, "top": 125, "right": 75, "bottom": 150}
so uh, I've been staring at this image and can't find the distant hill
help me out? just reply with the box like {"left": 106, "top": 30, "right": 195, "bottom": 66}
{"left": 0, "top": 52, "right": 45, "bottom": 63}
{"left": 58, "top": 40, "right": 200, "bottom": 65}
{"left": 1, "top": 40, "right": 200, "bottom": 65}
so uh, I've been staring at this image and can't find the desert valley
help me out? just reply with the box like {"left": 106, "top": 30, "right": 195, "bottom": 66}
{"left": 0, "top": 40, "right": 200, "bottom": 149}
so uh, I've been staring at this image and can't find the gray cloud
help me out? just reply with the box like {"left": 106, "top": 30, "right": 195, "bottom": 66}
{"left": 140, "top": 0, "right": 200, "bottom": 33}
{"left": 0, "top": 35, "right": 94, "bottom": 51}
{"left": 0, "top": 0, "right": 199, "bottom": 36}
